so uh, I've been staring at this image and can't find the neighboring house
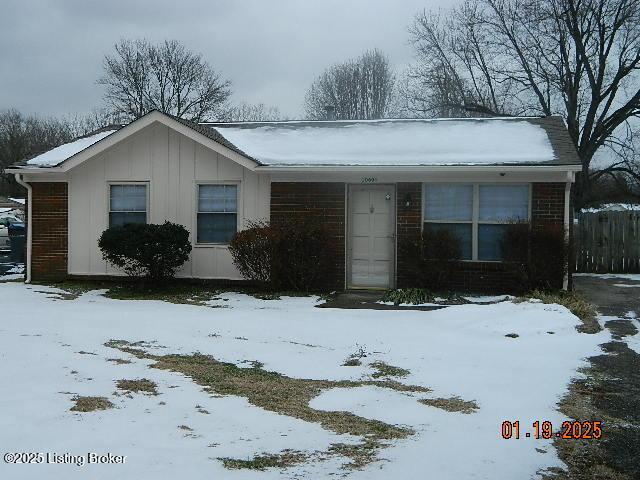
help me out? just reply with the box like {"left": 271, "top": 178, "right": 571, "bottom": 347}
{"left": 6, "top": 110, "right": 580, "bottom": 291}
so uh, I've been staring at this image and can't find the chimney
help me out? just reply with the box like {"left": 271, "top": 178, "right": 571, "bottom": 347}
{"left": 324, "top": 105, "right": 336, "bottom": 121}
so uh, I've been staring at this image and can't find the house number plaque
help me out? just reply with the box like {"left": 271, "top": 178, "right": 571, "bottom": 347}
{"left": 361, "top": 177, "right": 378, "bottom": 183}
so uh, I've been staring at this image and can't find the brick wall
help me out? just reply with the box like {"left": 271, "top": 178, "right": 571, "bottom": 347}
{"left": 270, "top": 182, "right": 345, "bottom": 290}
{"left": 531, "top": 183, "right": 565, "bottom": 230}
{"left": 395, "top": 182, "right": 568, "bottom": 292}
{"left": 31, "top": 182, "right": 68, "bottom": 280}
{"left": 396, "top": 183, "right": 422, "bottom": 288}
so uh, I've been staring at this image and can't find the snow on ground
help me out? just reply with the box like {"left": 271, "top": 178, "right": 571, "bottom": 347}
{"left": 573, "top": 273, "right": 640, "bottom": 281}
{"left": 0, "top": 263, "right": 24, "bottom": 281}
{"left": 580, "top": 203, "right": 640, "bottom": 213}
{"left": 25, "top": 129, "right": 118, "bottom": 167}
{"left": 0, "top": 283, "right": 608, "bottom": 479}
{"left": 377, "top": 294, "right": 513, "bottom": 307}
{"left": 214, "top": 119, "right": 554, "bottom": 166}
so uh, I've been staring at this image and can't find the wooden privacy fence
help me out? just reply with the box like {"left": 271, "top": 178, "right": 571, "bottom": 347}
{"left": 574, "top": 210, "right": 640, "bottom": 273}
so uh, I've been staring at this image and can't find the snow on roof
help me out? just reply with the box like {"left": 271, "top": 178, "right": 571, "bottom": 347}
{"left": 580, "top": 203, "right": 640, "bottom": 213}
{"left": 212, "top": 119, "right": 556, "bottom": 166}
{"left": 25, "top": 129, "right": 119, "bottom": 167}
{"left": 8, "top": 197, "right": 25, "bottom": 205}
{"left": 16, "top": 114, "right": 577, "bottom": 171}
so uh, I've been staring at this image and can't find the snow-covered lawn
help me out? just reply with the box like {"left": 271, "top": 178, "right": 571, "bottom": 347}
{"left": 0, "top": 282, "right": 608, "bottom": 479}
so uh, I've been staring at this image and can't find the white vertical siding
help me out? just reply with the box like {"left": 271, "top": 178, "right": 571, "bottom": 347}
{"left": 67, "top": 122, "right": 270, "bottom": 279}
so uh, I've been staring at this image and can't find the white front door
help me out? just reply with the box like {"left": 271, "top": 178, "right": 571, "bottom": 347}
{"left": 348, "top": 185, "right": 395, "bottom": 289}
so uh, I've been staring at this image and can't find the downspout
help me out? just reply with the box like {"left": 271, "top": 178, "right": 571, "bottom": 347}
{"left": 562, "top": 173, "right": 572, "bottom": 290}
{"left": 14, "top": 173, "right": 32, "bottom": 283}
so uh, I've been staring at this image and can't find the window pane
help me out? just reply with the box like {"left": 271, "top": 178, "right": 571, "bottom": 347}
{"left": 478, "top": 224, "right": 509, "bottom": 261}
{"left": 109, "top": 212, "right": 146, "bottom": 227}
{"left": 199, "top": 185, "right": 237, "bottom": 213}
{"left": 424, "top": 184, "right": 473, "bottom": 221}
{"left": 423, "top": 222, "right": 472, "bottom": 260}
{"left": 479, "top": 185, "right": 528, "bottom": 222}
{"left": 110, "top": 184, "right": 146, "bottom": 211}
{"left": 197, "top": 213, "right": 237, "bottom": 243}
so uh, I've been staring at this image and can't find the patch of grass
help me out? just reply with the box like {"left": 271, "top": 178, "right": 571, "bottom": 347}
{"left": 106, "top": 339, "right": 430, "bottom": 468}
{"left": 107, "top": 358, "right": 132, "bottom": 365}
{"left": 38, "top": 280, "right": 112, "bottom": 299}
{"left": 419, "top": 396, "right": 479, "bottom": 414}
{"left": 381, "top": 288, "right": 470, "bottom": 306}
{"left": 343, "top": 344, "right": 368, "bottom": 366}
{"left": 328, "top": 441, "right": 379, "bottom": 470}
{"left": 220, "top": 450, "right": 308, "bottom": 470}
{"left": 38, "top": 280, "right": 223, "bottom": 305}
{"left": 106, "top": 284, "right": 221, "bottom": 306}
{"left": 382, "top": 288, "right": 434, "bottom": 305}
{"left": 116, "top": 378, "right": 158, "bottom": 395}
{"left": 250, "top": 291, "right": 313, "bottom": 301}
{"left": 70, "top": 395, "right": 114, "bottom": 412}
{"left": 195, "top": 404, "right": 210, "bottom": 414}
{"left": 342, "top": 358, "right": 361, "bottom": 367}
{"left": 370, "top": 361, "right": 410, "bottom": 379}
{"left": 37, "top": 280, "right": 322, "bottom": 307}
{"left": 516, "top": 290, "right": 599, "bottom": 333}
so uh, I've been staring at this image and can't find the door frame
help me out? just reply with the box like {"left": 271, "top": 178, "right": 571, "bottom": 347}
{"left": 346, "top": 183, "right": 396, "bottom": 290}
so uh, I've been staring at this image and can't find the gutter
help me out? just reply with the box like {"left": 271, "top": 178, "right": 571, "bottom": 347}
{"left": 254, "top": 164, "right": 584, "bottom": 173}
{"left": 13, "top": 173, "right": 31, "bottom": 283}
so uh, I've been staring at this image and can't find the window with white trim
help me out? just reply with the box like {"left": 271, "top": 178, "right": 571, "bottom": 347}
{"left": 109, "top": 184, "right": 147, "bottom": 227}
{"left": 197, "top": 184, "right": 238, "bottom": 243}
{"left": 423, "top": 184, "right": 529, "bottom": 261}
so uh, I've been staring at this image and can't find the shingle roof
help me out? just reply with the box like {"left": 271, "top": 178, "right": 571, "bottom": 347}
{"left": 167, "top": 114, "right": 260, "bottom": 164}
{"left": 524, "top": 116, "right": 580, "bottom": 165}
{"left": 205, "top": 116, "right": 581, "bottom": 167}
{"left": 12, "top": 112, "right": 580, "bottom": 170}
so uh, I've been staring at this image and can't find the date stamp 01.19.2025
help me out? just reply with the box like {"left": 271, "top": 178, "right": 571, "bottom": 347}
{"left": 3, "top": 452, "right": 126, "bottom": 466}
{"left": 501, "top": 420, "right": 603, "bottom": 440}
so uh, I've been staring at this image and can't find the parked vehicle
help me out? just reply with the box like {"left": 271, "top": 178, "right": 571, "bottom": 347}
{"left": 0, "top": 214, "right": 20, "bottom": 251}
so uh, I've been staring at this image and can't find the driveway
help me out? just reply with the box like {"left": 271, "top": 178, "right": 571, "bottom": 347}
{"left": 561, "top": 274, "right": 640, "bottom": 479}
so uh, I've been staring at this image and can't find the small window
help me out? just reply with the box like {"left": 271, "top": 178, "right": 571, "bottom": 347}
{"left": 197, "top": 184, "right": 237, "bottom": 243}
{"left": 109, "top": 184, "right": 147, "bottom": 227}
{"left": 424, "top": 184, "right": 473, "bottom": 259}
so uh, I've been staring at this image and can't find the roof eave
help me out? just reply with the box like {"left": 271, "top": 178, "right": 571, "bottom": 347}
{"left": 9, "top": 110, "right": 260, "bottom": 173}
{"left": 255, "top": 163, "right": 583, "bottom": 172}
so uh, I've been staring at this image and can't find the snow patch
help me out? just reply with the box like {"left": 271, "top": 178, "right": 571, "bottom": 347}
{"left": 573, "top": 273, "right": 640, "bottom": 281}
{"left": 25, "top": 130, "right": 118, "bottom": 167}
{"left": 0, "top": 283, "right": 609, "bottom": 479}
{"left": 215, "top": 120, "right": 555, "bottom": 166}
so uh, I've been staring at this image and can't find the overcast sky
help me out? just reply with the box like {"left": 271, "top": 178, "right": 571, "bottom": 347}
{"left": 0, "top": 0, "right": 457, "bottom": 119}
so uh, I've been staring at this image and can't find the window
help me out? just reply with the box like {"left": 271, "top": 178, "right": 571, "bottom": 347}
{"left": 478, "top": 185, "right": 528, "bottom": 260}
{"left": 109, "top": 184, "right": 147, "bottom": 227}
{"left": 423, "top": 184, "right": 529, "bottom": 261}
{"left": 424, "top": 184, "right": 473, "bottom": 259}
{"left": 197, "top": 184, "right": 237, "bottom": 243}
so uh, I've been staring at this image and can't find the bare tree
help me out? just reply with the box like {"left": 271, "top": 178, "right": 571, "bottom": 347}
{"left": 305, "top": 49, "right": 395, "bottom": 120}
{"left": 221, "top": 102, "right": 283, "bottom": 122}
{"left": 98, "top": 39, "right": 232, "bottom": 122}
{"left": 65, "top": 108, "right": 124, "bottom": 137}
{"left": 0, "top": 109, "right": 74, "bottom": 196}
{"left": 407, "top": 0, "right": 640, "bottom": 204}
